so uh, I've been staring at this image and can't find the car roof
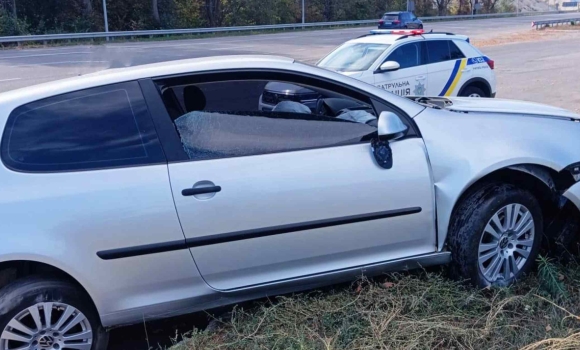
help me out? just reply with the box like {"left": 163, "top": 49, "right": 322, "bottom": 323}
{"left": 349, "top": 33, "right": 467, "bottom": 45}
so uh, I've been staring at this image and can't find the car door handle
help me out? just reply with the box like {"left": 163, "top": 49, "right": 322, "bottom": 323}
{"left": 182, "top": 186, "right": 222, "bottom": 196}
{"left": 416, "top": 76, "right": 426, "bottom": 81}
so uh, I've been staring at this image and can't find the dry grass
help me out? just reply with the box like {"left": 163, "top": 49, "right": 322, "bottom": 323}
{"left": 169, "top": 259, "right": 580, "bottom": 350}
{"left": 471, "top": 30, "right": 579, "bottom": 48}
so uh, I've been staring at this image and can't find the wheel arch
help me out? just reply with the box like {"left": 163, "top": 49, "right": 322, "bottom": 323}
{"left": 458, "top": 78, "right": 492, "bottom": 97}
{"left": 0, "top": 259, "right": 100, "bottom": 321}
{"left": 442, "top": 163, "right": 578, "bottom": 249}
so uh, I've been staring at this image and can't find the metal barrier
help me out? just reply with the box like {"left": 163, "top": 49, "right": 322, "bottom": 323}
{"left": 532, "top": 17, "right": 580, "bottom": 29}
{"left": 0, "top": 10, "right": 570, "bottom": 44}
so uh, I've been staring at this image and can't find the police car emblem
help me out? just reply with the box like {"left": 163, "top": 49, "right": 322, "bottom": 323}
{"left": 413, "top": 82, "right": 426, "bottom": 96}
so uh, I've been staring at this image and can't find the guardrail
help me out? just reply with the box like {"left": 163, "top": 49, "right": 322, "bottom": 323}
{"left": 532, "top": 17, "right": 580, "bottom": 29}
{"left": 0, "top": 10, "right": 571, "bottom": 44}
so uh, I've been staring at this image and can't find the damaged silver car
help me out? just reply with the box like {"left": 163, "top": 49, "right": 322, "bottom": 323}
{"left": 0, "top": 56, "right": 579, "bottom": 350}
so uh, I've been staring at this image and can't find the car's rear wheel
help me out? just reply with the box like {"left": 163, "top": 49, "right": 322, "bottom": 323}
{"left": 0, "top": 277, "right": 108, "bottom": 350}
{"left": 460, "top": 85, "right": 486, "bottom": 98}
{"left": 448, "top": 183, "right": 543, "bottom": 287}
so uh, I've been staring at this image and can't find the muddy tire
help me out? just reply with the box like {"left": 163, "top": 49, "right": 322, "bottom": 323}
{"left": 0, "top": 277, "right": 108, "bottom": 350}
{"left": 448, "top": 183, "right": 543, "bottom": 287}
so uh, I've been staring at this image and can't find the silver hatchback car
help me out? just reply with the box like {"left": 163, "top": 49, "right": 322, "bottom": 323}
{"left": 1, "top": 56, "right": 580, "bottom": 350}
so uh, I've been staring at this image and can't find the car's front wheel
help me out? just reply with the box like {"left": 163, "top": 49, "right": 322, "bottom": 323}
{"left": 0, "top": 277, "right": 108, "bottom": 350}
{"left": 448, "top": 183, "right": 543, "bottom": 287}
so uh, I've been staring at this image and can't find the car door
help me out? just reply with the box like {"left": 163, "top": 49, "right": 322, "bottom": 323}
{"left": 425, "top": 40, "right": 468, "bottom": 97}
{"left": 158, "top": 74, "right": 436, "bottom": 291}
{"left": 374, "top": 42, "right": 428, "bottom": 97}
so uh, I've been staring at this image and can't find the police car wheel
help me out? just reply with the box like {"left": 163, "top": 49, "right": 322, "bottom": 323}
{"left": 461, "top": 86, "right": 486, "bottom": 98}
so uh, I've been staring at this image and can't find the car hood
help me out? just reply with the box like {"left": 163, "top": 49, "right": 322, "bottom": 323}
{"left": 339, "top": 71, "right": 364, "bottom": 78}
{"left": 444, "top": 97, "right": 580, "bottom": 120}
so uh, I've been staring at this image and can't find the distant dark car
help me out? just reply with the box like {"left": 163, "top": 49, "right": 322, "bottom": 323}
{"left": 378, "top": 11, "right": 423, "bottom": 29}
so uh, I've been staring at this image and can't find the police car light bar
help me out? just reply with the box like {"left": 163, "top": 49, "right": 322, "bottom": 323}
{"left": 369, "top": 29, "right": 425, "bottom": 35}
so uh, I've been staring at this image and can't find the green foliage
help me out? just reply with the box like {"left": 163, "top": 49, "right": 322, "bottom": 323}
{"left": 0, "top": 7, "right": 28, "bottom": 36}
{"left": 1, "top": 0, "right": 518, "bottom": 36}
{"left": 537, "top": 255, "right": 568, "bottom": 300}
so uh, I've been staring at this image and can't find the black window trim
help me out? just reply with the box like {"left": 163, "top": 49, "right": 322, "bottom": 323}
{"left": 139, "top": 68, "right": 422, "bottom": 164}
{"left": 1, "top": 81, "right": 167, "bottom": 174}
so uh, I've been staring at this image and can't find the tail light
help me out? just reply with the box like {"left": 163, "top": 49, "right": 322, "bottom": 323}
{"left": 393, "top": 20, "right": 401, "bottom": 24}
{"left": 487, "top": 59, "right": 495, "bottom": 70}
{"left": 379, "top": 20, "right": 384, "bottom": 24}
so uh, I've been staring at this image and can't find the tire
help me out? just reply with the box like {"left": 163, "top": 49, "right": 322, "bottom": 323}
{"left": 0, "top": 277, "right": 109, "bottom": 350}
{"left": 419, "top": 24, "right": 424, "bottom": 29}
{"left": 460, "top": 85, "right": 487, "bottom": 98}
{"left": 448, "top": 183, "right": 543, "bottom": 288}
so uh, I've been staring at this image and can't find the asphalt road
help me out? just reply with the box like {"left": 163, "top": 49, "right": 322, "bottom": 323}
{"left": 1, "top": 12, "right": 580, "bottom": 111}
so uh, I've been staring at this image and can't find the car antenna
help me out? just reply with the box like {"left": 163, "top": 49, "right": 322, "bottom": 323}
{"left": 429, "top": 29, "right": 433, "bottom": 33}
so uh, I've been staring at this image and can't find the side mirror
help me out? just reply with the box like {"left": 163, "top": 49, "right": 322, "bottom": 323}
{"left": 371, "top": 112, "right": 408, "bottom": 169}
{"left": 377, "top": 111, "right": 408, "bottom": 141}
{"left": 375, "top": 61, "right": 400, "bottom": 74}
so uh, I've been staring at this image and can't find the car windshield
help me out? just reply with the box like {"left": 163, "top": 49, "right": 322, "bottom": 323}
{"left": 317, "top": 43, "right": 390, "bottom": 72}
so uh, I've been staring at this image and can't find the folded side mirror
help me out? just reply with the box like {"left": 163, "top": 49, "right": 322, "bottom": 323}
{"left": 371, "top": 112, "right": 408, "bottom": 169}
{"left": 375, "top": 61, "right": 400, "bottom": 74}
{"left": 377, "top": 111, "right": 408, "bottom": 141}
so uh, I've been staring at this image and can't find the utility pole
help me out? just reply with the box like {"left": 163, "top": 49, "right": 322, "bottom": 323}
{"left": 516, "top": 0, "right": 519, "bottom": 15}
{"left": 103, "top": 0, "right": 109, "bottom": 41}
{"left": 302, "top": 0, "right": 305, "bottom": 23}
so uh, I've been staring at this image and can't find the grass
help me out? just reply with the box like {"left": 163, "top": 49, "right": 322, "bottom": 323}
{"left": 169, "top": 257, "right": 580, "bottom": 350}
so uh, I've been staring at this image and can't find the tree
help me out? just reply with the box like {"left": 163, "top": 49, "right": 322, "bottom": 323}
{"left": 481, "top": 0, "right": 500, "bottom": 12}
{"left": 81, "top": 0, "right": 92, "bottom": 15}
{"left": 323, "top": 0, "right": 333, "bottom": 21}
{"left": 152, "top": 0, "right": 160, "bottom": 25}
{"left": 433, "top": 0, "right": 452, "bottom": 15}
{"left": 205, "top": 0, "right": 221, "bottom": 26}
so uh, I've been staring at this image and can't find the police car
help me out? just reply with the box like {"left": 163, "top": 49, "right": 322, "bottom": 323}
{"left": 259, "top": 29, "right": 496, "bottom": 110}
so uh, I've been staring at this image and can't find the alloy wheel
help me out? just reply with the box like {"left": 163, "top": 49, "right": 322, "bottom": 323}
{"left": 478, "top": 203, "right": 535, "bottom": 283}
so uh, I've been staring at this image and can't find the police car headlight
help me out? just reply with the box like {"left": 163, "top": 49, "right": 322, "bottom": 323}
{"left": 566, "top": 163, "right": 580, "bottom": 182}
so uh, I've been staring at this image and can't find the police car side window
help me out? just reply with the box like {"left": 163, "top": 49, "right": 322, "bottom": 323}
{"left": 425, "top": 40, "right": 450, "bottom": 64}
{"left": 386, "top": 43, "right": 421, "bottom": 69}
{"left": 448, "top": 41, "right": 465, "bottom": 59}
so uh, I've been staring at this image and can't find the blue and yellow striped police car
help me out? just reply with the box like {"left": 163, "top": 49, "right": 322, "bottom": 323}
{"left": 259, "top": 29, "right": 496, "bottom": 111}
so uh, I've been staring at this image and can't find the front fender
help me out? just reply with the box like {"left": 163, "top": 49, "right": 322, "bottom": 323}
{"left": 415, "top": 108, "right": 580, "bottom": 249}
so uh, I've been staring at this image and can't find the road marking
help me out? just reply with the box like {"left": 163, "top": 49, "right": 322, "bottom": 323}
{"left": 0, "top": 52, "right": 91, "bottom": 60}
{"left": 0, "top": 78, "right": 21, "bottom": 82}
{"left": 11, "top": 60, "right": 108, "bottom": 67}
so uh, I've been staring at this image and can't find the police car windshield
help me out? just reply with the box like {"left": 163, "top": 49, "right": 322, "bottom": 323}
{"left": 318, "top": 43, "right": 390, "bottom": 72}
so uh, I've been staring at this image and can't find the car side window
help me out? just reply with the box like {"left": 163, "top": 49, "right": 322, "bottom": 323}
{"left": 1, "top": 82, "right": 165, "bottom": 172}
{"left": 156, "top": 79, "right": 378, "bottom": 162}
{"left": 386, "top": 43, "right": 422, "bottom": 69}
{"left": 426, "top": 40, "right": 452, "bottom": 64}
{"left": 449, "top": 41, "right": 466, "bottom": 59}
